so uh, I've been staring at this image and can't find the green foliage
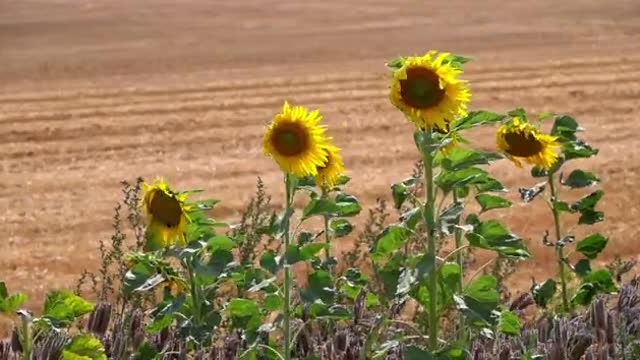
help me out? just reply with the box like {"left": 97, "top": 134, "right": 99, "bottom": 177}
{"left": 63, "top": 334, "right": 107, "bottom": 360}
{"left": 531, "top": 279, "right": 557, "bottom": 308}
{"left": 466, "top": 220, "right": 530, "bottom": 259}
{"left": 0, "top": 282, "right": 27, "bottom": 314}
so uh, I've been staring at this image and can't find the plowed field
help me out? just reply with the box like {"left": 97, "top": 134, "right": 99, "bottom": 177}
{"left": 1, "top": 0, "right": 640, "bottom": 311}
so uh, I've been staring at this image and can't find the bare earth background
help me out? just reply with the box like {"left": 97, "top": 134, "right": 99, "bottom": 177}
{"left": 1, "top": 0, "right": 640, "bottom": 312}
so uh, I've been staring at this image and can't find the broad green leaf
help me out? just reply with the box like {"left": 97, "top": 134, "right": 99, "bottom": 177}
{"left": 207, "top": 235, "right": 235, "bottom": 252}
{"left": 441, "top": 147, "right": 503, "bottom": 171}
{"left": 436, "top": 167, "right": 488, "bottom": 194}
{"left": 43, "top": 291, "right": 95, "bottom": 327}
{"left": 531, "top": 279, "right": 556, "bottom": 308}
{"left": 378, "top": 255, "right": 403, "bottom": 299}
{"left": 572, "top": 270, "right": 618, "bottom": 306}
{"left": 335, "top": 193, "right": 362, "bottom": 217}
{"left": 572, "top": 188, "right": 605, "bottom": 210}
{"left": 203, "top": 249, "right": 234, "bottom": 277}
{"left": 458, "top": 275, "right": 500, "bottom": 325}
{"left": 330, "top": 219, "right": 354, "bottom": 238}
{"left": 579, "top": 210, "right": 605, "bottom": 225}
{"left": 264, "top": 294, "right": 283, "bottom": 311}
{"left": 551, "top": 115, "right": 581, "bottom": 141}
{"left": 475, "top": 177, "right": 507, "bottom": 193}
{"left": 260, "top": 251, "right": 279, "bottom": 274}
{"left": 372, "top": 225, "right": 412, "bottom": 263}
{"left": 228, "top": 299, "right": 262, "bottom": 332}
{"left": 576, "top": 233, "right": 608, "bottom": 259}
{"left": 401, "top": 207, "right": 422, "bottom": 230}
{"left": 562, "top": 170, "right": 600, "bottom": 188}
{"left": 302, "top": 198, "right": 339, "bottom": 219}
{"left": 554, "top": 201, "right": 574, "bottom": 214}
{"left": 475, "top": 194, "right": 512, "bottom": 213}
{"left": 391, "top": 183, "right": 409, "bottom": 210}
{"left": 507, "top": 108, "right": 528, "bottom": 120}
{"left": 575, "top": 259, "right": 592, "bottom": 277}
{"left": 453, "top": 111, "right": 505, "bottom": 131}
{"left": 564, "top": 140, "right": 599, "bottom": 161}
{"left": 497, "top": 309, "right": 522, "bottom": 336}
{"left": 133, "top": 343, "right": 159, "bottom": 360}
{"left": 538, "top": 112, "right": 555, "bottom": 121}
{"left": 302, "top": 270, "right": 335, "bottom": 303}
{"left": 531, "top": 166, "right": 548, "bottom": 178}
{"left": 62, "top": 334, "right": 107, "bottom": 360}
{"left": 300, "top": 243, "right": 327, "bottom": 260}
{"left": 466, "top": 220, "right": 530, "bottom": 259}
{"left": 0, "top": 283, "right": 27, "bottom": 314}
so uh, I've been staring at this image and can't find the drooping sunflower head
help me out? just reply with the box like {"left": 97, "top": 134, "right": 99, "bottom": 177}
{"left": 141, "top": 178, "right": 191, "bottom": 248}
{"left": 390, "top": 51, "right": 471, "bottom": 130}
{"left": 263, "top": 101, "right": 331, "bottom": 178}
{"left": 497, "top": 117, "right": 561, "bottom": 169}
{"left": 315, "top": 145, "right": 346, "bottom": 189}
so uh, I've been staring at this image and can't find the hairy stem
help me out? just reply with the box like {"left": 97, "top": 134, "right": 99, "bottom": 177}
{"left": 452, "top": 191, "right": 467, "bottom": 341}
{"left": 548, "top": 172, "right": 571, "bottom": 313}
{"left": 421, "top": 128, "right": 438, "bottom": 351}
{"left": 283, "top": 174, "right": 295, "bottom": 360}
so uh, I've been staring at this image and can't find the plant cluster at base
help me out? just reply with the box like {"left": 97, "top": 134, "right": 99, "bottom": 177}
{"left": 0, "top": 50, "right": 628, "bottom": 360}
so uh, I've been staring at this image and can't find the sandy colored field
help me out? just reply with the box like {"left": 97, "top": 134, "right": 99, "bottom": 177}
{"left": 1, "top": 0, "right": 640, "bottom": 313}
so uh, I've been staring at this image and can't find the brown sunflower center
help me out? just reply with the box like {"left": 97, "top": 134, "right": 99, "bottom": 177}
{"left": 271, "top": 122, "right": 309, "bottom": 156}
{"left": 504, "top": 131, "right": 544, "bottom": 157}
{"left": 149, "top": 191, "right": 183, "bottom": 228}
{"left": 399, "top": 67, "right": 446, "bottom": 109}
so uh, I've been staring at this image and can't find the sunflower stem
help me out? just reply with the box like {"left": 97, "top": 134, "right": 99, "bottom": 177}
{"left": 321, "top": 187, "right": 333, "bottom": 273}
{"left": 452, "top": 191, "right": 467, "bottom": 342}
{"left": 282, "top": 174, "right": 296, "bottom": 360}
{"left": 420, "top": 128, "right": 439, "bottom": 351}
{"left": 548, "top": 172, "right": 571, "bottom": 313}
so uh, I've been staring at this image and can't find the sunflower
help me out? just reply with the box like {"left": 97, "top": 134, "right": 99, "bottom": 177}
{"left": 315, "top": 145, "right": 346, "bottom": 188}
{"left": 497, "top": 117, "right": 561, "bottom": 169}
{"left": 141, "top": 178, "right": 192, "bottom": 247}
{"left": 390, "top": 51, "right": 471, "bottom": 130}
{"left": 433, "top": 120, "right": 461, "bottom": 155}
{"left": 263, "top": 101, "right": 331, "bottom": 177}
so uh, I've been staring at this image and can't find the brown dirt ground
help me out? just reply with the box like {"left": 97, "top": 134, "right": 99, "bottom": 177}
{"left": 1, "top": 0, "right": 640, "bottom": 320}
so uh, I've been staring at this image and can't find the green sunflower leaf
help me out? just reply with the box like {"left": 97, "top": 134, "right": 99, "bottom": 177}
{"left": 436, "top": 167, "right": 489, "bottom": 194}
{"left": 475, "top": 176, "right": 508, "bottom": 193}
{"left": 441, "top": 147, "right": 503, "bottom": 171}
{"left": 507, "top": 108, "right": 528, "bottom": 121}
{"left": 372, "top": 225, "right": 413, "bottom": 264}
{"left": 551, "top": 115, "right": 582, "bottom": 140}
{"left": 453, "top": 111, "right": 506, "bottom": 131}
{"left": 43, "top": 291, "right": 95, "bottom": 329}
{"left": 302, "top": 270, "right": 335, "bottom": 303}
{"left": 563, "top": 140, "right": 599, "bottom": 161}
{"left": 531, "top": 279, "right": 556, "bottom": 308}
{"left": 260, "top": 251, "right": 279, "bottom": 274}
{"left": 497, "top": 309, "right": 522, "bottom": 336}
{"left": 63, "top": 334, "right": 107, "bottom": 360}
{"left": 335, "top": 193, "right": 362, "bottom": 217}
{"left": 456, "top": 275, "right": 500, "bottom": 326}
{"left": 576, "top": 234, "right": 608, "bottom": 259}
{"left": 572, "top": 270, "right": 618, "bottom": 306}
{"left": 475, "top": 194, "right": 512, "bottom": 213}
{"left": 330, "top": 218, "right": 354, "bottom": 238}
{"left": 575, "top": 259, "right": 592, "bottom": 277}
{"left": 228, "top": 299, "right": 262, "bottom": 333}
{"left": 466, "top": 220, "right": 530, "bottom": 259}
{"left": 562, "top": 170, "right": 600, "bottom": 188}
{"left": 391, "top": 183, "right": 409, "bottom": 210}
{"left": 574, "top": 190, "right": 604, "bottom": 210}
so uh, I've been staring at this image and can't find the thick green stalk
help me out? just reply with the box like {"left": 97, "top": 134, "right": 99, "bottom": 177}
{"left": 421, "top": 128, "right": 438, "bottom": 350}
{"left": 282, "top": 174, "right": 294, "bottom": 360}
{"left": 548, "top": 173, "right": 570, "bottom": 313}
{"left": 321, "top": 187, "right": 332, "bottom": 265}
{"left": 20, "top": 316, "right": 32, "bottom": 360}
{"left": 452, "top": 192, "right": 466, "bottom": 341}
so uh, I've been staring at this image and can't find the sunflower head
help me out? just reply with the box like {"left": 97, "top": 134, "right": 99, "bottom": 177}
{"left": 315, "top": 145, "right": 346, "bottom": 189}
{"left": 263, "top": 101, "right": 331, "bottom": 178}
{"left": 390, "top": 51, "right": 471, "bottom": 130}
{"left": 141, "top": 178, "right": 191, "bottom": 248}
{"left": 497, "top": 117, "right": 561, "bottom": 169}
